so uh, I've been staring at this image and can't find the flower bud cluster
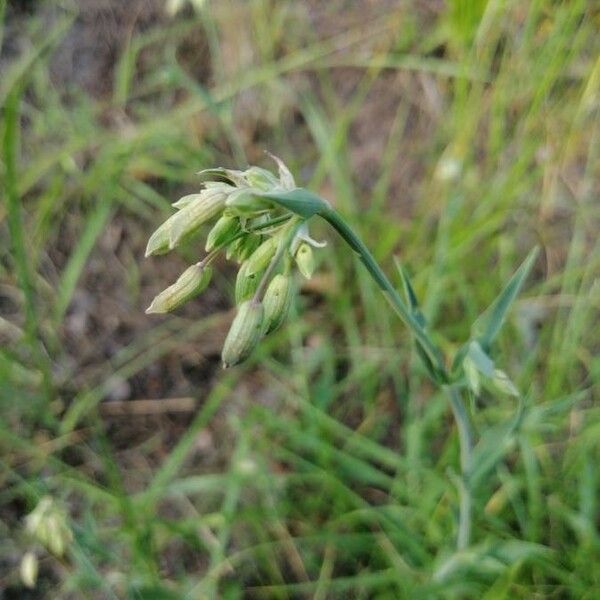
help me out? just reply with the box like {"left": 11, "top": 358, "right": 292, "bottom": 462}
{"left": 145, "top": 158, "right": 324, "bottom": 367}
{"left": 25, "top": 496, "right": 73, "bottom": 557}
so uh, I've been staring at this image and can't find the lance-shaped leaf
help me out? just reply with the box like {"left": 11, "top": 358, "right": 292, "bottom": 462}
{"left": 258, "top": 187, "right": 330, "bottom": 220}
{"left": 472, "top": 247, "right": 539, "bottom": 351}
{"left": 394, "top": 258, "right": 427, "bottom": 329}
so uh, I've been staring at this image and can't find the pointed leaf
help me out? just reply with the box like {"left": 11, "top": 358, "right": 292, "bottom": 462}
{"left": 393, "top": 258, "right": 427, "bottom": 328}
{"left": 467, "top": 340, "right": 495, "bottom": 377}
{"left": 472, "top": 247, "right": 539, "bottom": 351}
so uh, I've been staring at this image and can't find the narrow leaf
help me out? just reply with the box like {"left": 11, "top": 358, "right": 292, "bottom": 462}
{"left": 472, "top": 247, "right": 539, "bottom": 350}
{"left": 393, "top": 257, "right": 427, "bottom": 328}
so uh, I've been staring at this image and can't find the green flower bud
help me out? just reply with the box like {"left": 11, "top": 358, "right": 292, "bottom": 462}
{"left": 146, "top": 264, "right": 212, "bottom": 314}
{"left": 168, "top": 189, "right": 227, "bottom": 248}
{"left": 25, "top": 496, "right": 73, "bottom": 558}
{"left": 225, "top": 188, "right": 270, "bottom": 213}
{"left": 266, "top": 152, "right": 296, "bottom": 189}
{"left": 294, "top": 242, "right": 315, "bottom": 279}
{"left": 490, "top": 369, "right": 519, "bottom": 396}
{"left": 205, "top": 215, "right": 240, "bottom": 252}
{"left": 235, "top": 233, "right": 262, "bottom": 262}
{"left": 263, "top": 274, "right": 293, "bottom": 334}
{"left": 172, "top": 193, "right": 203, "bottom": 210}
{"left": 244, "top": 166, "right": 280, "bottom": 190}
{"left": 145, "top": 219, "right": 173, "bottom": 257}
{"left": 222, "top": 300, "right": 264, "bottom": 368}
{"left": 20, "top": 552, "right": 38, "bottom": 589}
{"left": 244, "top": 236, "right": 278, "bottom": 276}
{"left": 235, "top": 260, "right": 264, "bottom": 303}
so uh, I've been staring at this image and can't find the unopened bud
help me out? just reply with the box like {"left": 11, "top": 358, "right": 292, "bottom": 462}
{"left": 263, "top": 274, "right": 293, "bottom": 334}
{"left": 172, "top": 193, "right": 203, "bottom": 210}
{"left": 222, "top": 300, "right": 264, "bottom": 368}
{"left": 235, "top": 260, "right": 264, "bottom": 303}
{"left": 146, "top": 264, "right": 212, "bottom": 314}
{"left": 205, "top": 215, "right": 240, "bottom": 252}
{"left": 20, "top": 552, "right": 38, "bottom": 589}
{"left": 491, "top": 369, "right": 519, "bottom": 396}
{"left": 234, "top": 233, "right": 262, "bottom": 262}
{"left": 168, "top": 189, "right": 227, "bottom": 248}
{"left": 294, "top": 242, "right": 315, "bottom": 279}
{"left": 145, "top": 219, "right": 172, "bottom": 257}
{"left": 244, "top": 166, "right": 279, "bottom": 190}
{"left": 25, "top": 496, "right": 72, "bottom": 558}
{"left": 244, "top": 236, "right": 279, "bottom": 276}
{"left": 225, "top": 188, "right": 270, "bottom": 213}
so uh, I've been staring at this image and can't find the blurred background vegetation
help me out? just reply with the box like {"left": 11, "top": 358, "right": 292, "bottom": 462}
{"left": 0, "top": 0, "right": 598, "bottom": 598}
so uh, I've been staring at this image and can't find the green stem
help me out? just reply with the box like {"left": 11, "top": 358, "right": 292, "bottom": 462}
{"left": 319, "top": 206, "right": 446, "bottom": 379}
{"left": 446, "top": 384, "right": 473, "bottom": 550}
{"left": 318, "top": 205, "right": 473, "bottom": 549}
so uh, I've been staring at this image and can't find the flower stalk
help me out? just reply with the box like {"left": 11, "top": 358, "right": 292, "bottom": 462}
{"left": 145, "top": 157, "right": 536, "bottom": 552}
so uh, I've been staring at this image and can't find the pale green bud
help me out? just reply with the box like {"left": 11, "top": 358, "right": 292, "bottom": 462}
{"left": 24, "top": 496, "right": 72, "bottom": 558}
{"left": 244, "top": 236, "right": 278, "bottom": 276}
{"left": 463, "top": 356, "right": 481, "bottom": 396}
{"left": 490, "top": 369, "right": 519, "bottom": 396}
{"left": 168, "top": 189, "right": 227, "bottom": 248}
{"left": 235, "top": 260, "right": 264, "bottom": 304}
{"left": 172, "top": 193, "right": 203, "bottom": 210}
{"left": 146, "top": 264, "right": 212, "bottom": 314}
{"left": 233, "top": 234, "right": 262, "bottom": 263}
{"left": 145, "top": 219, "right": 173, "bottom": 257}
{"left": 294, "top": 242, "right": 315, "bottom": 279}
{"left": 222, "top": 300, "right": 264, "bottom": 368}
{"left": 47, "top": 515, "right": 66, "bottom": 556}
{"left": 205, "top": 215, "right": 240, "bottom": 252}
{"left": 225, "top": 188, "right": 270, "bottom": 213}
{"left": 244, "top": 166, "right": 279, "bottom": 190}
{"left": 20, "top": 552, "right": 38, "bottom": 589}
{"left": 263, "top": 274, "right": 293, "bottom": 334}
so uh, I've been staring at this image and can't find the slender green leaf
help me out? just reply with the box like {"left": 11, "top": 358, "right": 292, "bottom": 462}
{"left": 472, "top": 247, "right": 539, "bottom": 350}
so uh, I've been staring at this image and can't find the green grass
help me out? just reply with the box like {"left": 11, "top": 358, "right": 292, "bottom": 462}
{"left": 1, "top": 0, "right": 599, "bottom": 598}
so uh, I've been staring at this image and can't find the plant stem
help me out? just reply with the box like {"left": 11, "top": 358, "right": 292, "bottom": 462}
{"left": 318, "top": 205, "right": 474, "bottom": 549}
{"left": 446, "top": 383, "right": 473, "bottom": 550}
{"left": 319, "top": 206, "right": 446, "bottom": 378}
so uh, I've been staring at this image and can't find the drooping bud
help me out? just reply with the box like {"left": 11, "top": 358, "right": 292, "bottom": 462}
{"left": 244, "top": 236, "right": 279, "bottom": 276}
{"left": 25, "top": 496, "right": 73, "bottom": 558}
{"left": 235, "top": 260, "right": 264, "bottom": 303}
{"left": 221, "top": 299, "right": 264, "bottom": 368}
{"left": 205, "top": 215, "right": 240, "bottom": 252}
{"left": 262, "top": 274, "right": 293, "bottom": 334}
{"left": 234, "top": 234, "right": 262, "bottom": 262}
{"left": 490, "top": 369, "right": 519, "bottom": 396}
{"left": 225, "top": 187, "right": 270, "bottom": 213}
{"left": 168, "top": 189, "right": 227, "bottom": 248}
{"left": 146, "top": 264, "right": 212, "bottom": 314}
{"left": 172, "top": 193, "right": 203, "bottom": 210}
{"left": 294, "top": 242, "right": 315, "bottom": 279}
{"left": 244, "top": 166, "right": 280, "bottom": 190}
{"left": 20, "top": 552, "right": 38, "bottom": 589}
{"left": 145, "top": 219, "right": 172, "bottom": 257}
